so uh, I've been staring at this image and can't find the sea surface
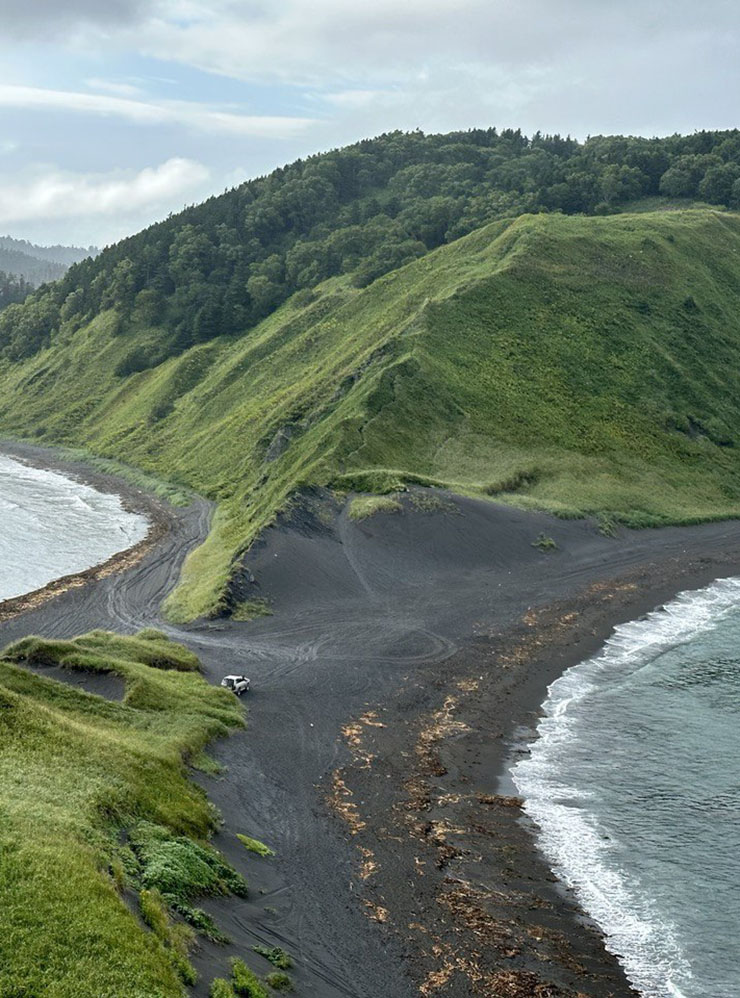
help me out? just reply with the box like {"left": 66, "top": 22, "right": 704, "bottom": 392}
{"left": 512, "top": 577, "right": 740, "bottom": 998}
{"left": 0, "top": 454, "right": 148, "bottom": 602}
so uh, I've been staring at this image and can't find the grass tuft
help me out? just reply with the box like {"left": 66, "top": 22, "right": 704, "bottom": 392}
{"left": 211, "top": 979, "right": 237, "bottom": 998}
{"left": 237, "top": 834, "right": 275, "bottom": 858}
{"left": 347, "top": 494, "right": 403, "bottom": 520}
{"left": 190, "top": 749, "right": 225, "bottom": 776}
{"left": 532, "top": 533, "right": 558, "bottom": 552}
{"left": 231, "top": 598, "right": 273, "bottom": 621}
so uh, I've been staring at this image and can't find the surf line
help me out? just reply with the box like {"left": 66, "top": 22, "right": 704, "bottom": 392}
{"left": 512, "top": 576, "right": 740, "bottom": 998}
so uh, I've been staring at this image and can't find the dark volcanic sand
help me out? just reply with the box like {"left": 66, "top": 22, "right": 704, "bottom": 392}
{"left": 3, "top": 445, "right": 740, "bottom": 998}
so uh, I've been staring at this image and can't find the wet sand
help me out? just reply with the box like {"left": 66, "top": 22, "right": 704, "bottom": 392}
{"left": 2, "top": 443, "right": 740, "bottom": 997}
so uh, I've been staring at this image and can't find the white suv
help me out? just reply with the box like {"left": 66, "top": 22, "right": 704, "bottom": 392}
{"left": 221, "top": 674, "right": 251, "bottom": 695}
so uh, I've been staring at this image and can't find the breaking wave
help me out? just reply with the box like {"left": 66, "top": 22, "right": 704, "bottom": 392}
{"left": 0, "top": 454, "right": 148, "bottom": 602}
{"left": 512, "top": 577, "right": 740, "bottom": 998}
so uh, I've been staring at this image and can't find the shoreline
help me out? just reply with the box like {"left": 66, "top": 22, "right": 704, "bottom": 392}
{"left": 326, "top": 512, "right": 740, "bottom": 998}
{"left": 506, "top": 573, "right": 740, "bottom": 998}
{"left": 0, "top": 440, "right": 177, "bottom": 624}
{"left": 0, "top": 455, "right": 739, "bottom": 995}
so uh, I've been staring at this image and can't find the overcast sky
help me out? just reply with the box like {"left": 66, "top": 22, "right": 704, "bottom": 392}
{"left": 1, "top": 0, "right": 738, "bottom": 247}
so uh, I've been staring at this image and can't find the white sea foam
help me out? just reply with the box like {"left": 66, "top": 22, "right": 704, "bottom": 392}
{"left": 512, "top": 576, "right": 740, "bottom": 998}
{"left": 0, "top": 454, "right": 148, "bottom": 602}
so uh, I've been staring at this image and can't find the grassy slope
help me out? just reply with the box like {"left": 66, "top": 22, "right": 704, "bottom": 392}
{"left": 0, "top": 631, "right": 243, "bottom": 997}
{"left": 0, "top": 209, "right": 739, "bottom": 618}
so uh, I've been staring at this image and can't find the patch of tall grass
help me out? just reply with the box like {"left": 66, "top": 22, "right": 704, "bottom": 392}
{"left": 0, "top": 630, "right": 244, "bottom": 997}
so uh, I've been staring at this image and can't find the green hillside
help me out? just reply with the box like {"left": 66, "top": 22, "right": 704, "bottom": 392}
{"left": 0, "top": 630, "right": 244, "bottom": 997}
{"left": 0, "top": 207, "right": 739, "bottom": 619}
{"left": 4, "top": 127, "right": 740, "bottom": 363}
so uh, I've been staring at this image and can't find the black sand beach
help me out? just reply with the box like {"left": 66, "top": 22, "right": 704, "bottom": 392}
{"left": 3, "top": 442, "right": 740, "bottom": 998}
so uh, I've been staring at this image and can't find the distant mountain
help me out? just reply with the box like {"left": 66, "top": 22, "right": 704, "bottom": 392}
{"left": 0, "top": 248, "right": 66, "bottom": 288}
{"left": 0, "top": 235, "right": 97, "bottom": 268}
{"left": 0, "top": 236, "right": 97, "bottom": 291}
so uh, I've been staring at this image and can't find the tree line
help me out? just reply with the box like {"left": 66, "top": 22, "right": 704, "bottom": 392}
{"left": 0, "top": 271, "right": 33, "bottom": 311}
{"left": 3, "top": 126, "right": 740, "bottom": 362}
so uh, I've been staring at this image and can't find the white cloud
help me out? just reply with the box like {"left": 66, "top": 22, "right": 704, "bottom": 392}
{"left": 129, "top": 0, "right": 721, "bottom": 85}
{"left": 138, "top": 0, "right": 470, "bottom": 85}
{"left": 222, "top": 166, "right": 249, "bottom": 188}
{"left": 84, "top": 77, "right": 144, "bottom": 98}
{"left": 321, "top": 89, "right": 393, "bottom": 109}
{"left": 3, "top": 2, "right": 739, "bottom": 145}
{"left": 0, "top": 84, "right": 317, "bottom": 138}
{"left": 0, "top": 158, "right": 210, "bottom": 225}
{"left": 95, "top": 0, "right": 739, "bottom": 143}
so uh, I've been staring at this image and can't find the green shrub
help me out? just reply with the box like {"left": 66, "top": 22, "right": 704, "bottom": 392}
{"left": 266, "top": 972, "right": 294, "bottom": 991}
{"left": 291, "top": 288, "right": 317, "bottom": 308}
{"left": 596, "top": 512, "right": 619, "bottom": 537}
{"left": 169, "top": 902, "right": 230, "bottom": 944}
{"left": 129, "top": 821, "right": 248, "bottom": 904}
{"left": 169, "top": 920, "right": 196, "bottom": 956}
{"left": 231, "top": 958, "right": 268, "bottom": 998}
{"left": 210, "top": 979, "right": 237, "bottom": 998}
{"left": 253, "top": 946, "right": 293, "bottom": 970}
{"left": 171, "top": 951, "right": 198, "bottom": 986}
{"left": 114, "top": 343, "right": 168, "bottom": 377}
{"left": 532, "top": 532, "right": 558, "bottom": 552}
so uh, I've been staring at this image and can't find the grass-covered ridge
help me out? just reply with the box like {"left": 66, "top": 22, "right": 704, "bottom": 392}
{"left": 7, "top": 126, "right": 740, "bottom": 364}
{"left": 1, "top": 209, "right": 740, "bottom": 618}
{"left": 0, "top": 629, "right": 244, "bottom": 997}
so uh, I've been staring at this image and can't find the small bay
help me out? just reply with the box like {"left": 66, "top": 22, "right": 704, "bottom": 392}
{"left": 0, "top": 454, "right": 148, "bottom": 602}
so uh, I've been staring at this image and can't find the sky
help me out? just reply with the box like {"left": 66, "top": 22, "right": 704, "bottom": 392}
{"left": 1, "top": 0, "right": 739, "bottom": 248}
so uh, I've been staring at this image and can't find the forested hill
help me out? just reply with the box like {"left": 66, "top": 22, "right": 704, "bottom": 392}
{"left": 4, "top": 127, "right": 740, "bottom": 361}
{"left": 0, "top": 237, "right": 95, "bottom": 289}
{"left": 0, "top": 271, "right": 33, "bottom": 311}
{"left": 2, "top": 128, "right": 740, "bottom": 621}
{"left": 1, "top": 207, "right": 740, "bottom": 620}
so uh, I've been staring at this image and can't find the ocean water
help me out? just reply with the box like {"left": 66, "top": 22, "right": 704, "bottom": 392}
{"left": 512, "top": 577, "right": 740, "bottom": 998}
{"left": 0, "top": 454, "right": 148, "bottom": 602}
